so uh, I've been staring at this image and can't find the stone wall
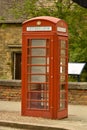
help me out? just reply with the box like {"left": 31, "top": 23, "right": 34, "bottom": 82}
{"left": 0, "top": 80, "right": 87, "bottom": 105}
{"left": 68, "top": 82, "right": 87, "bottom": 105}
{"left": 0, "top": 23, "right": 22, "bottom": 79}
{"left": 0, "top": 80, "right": 21, "bottom": 101}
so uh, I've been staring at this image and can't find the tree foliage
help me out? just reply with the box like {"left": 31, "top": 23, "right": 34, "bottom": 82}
{"left": 10, "top": 0, "right": 87, "bottom": 81}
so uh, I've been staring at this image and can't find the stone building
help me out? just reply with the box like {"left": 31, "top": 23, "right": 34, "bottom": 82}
{"left": 0, "top": 0, "right": 23, "bottom": 79}
{"left": 0, "top": 0, "right": 55, "bottom": 79}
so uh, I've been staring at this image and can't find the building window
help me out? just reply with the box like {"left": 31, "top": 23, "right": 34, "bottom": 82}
{"left": 8, "top": 44, "right": 21, "bottom": 80}
{"left": 13, "top": 52, "right": 21, "bottom": 79}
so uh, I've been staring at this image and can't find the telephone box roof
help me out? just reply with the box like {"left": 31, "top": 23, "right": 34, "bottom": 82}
{"left": 23, "top": 16, "right": 62, "bottom": 24}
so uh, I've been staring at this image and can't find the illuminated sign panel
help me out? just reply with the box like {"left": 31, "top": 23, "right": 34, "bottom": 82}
{"left": 27, "top": 26, "right": 52, "bottom": 31}
{"left": 57, "top": 27, "right": 66, "bottom": 32}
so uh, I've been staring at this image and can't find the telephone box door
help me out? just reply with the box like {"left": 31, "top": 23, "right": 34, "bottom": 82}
{"left": 22, "top": 36, "right": 53, "bottom": 118}
{"left": 57, "top": 36, "right": 68, "bottom": 118}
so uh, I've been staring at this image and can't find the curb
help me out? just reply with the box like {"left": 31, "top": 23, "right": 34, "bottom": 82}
{"left": 0, "top": 121, "right": 68, "bottom": 130}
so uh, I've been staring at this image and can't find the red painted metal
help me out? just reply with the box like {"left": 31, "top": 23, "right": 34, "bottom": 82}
{"left": 22, "top": 16, "right": 68, "bottom": 119}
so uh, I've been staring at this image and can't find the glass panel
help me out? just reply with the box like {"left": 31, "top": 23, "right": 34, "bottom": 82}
{"left": 31, "top": 57, "right": 46, "bottom": 64}
{"left": 60, "top": 102, "right": 65, "bottom": 109}
{"left": 28, "top": 83, "right": 49, "bottom": 91}
{"left": 60, "top": 66, "right": 66, "bottom": 74}
{"left": 31, "top": 66, "right": 46, "bottom": 74}
{"left": 62, "top": 66, "right": 66, "bottom": 73}
{"left": 30, "top": 101, "right": 43, "bottom": 109}
{"left": 29, "top": 92, "right": 48, "bottom": 100}
{"left": 30, "top": 92, "right": 41, "bottom": 100}
{"left": 30, "top": 101, "right": 48, "bottom": 109}
{"left": 60, "top": 58, "right": 66, "bottom": 65}
{"left": 31, "top": 48, "right": 46, "bottom": 56}
{"left": 31, "top": 75, "right": 46, "bottom": 82}
{"left": 31, "top": 39, "right": 46, "bottom": 47}
{"left": 60, "top": 75, "right": 65, "bottom": 82}
{"left": 60, "top": 92, "right": 65, "bottom": 99}
{"left": 29, "top": 83, "right": 42, "bottom": 91}
{"left": 60, "top": 84, "right": 65, "bottom": 90}
{"left": 60, "top": 49, "right": 66, "bottom": 55}
{"left": 61, "top": 40, "right": 66, "bottom": 48}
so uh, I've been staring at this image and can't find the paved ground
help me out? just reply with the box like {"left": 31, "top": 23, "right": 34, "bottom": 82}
{"left": 0, "top": 101, "right": 87, "bottom": 130}
{"left": 0, "top": 126, "right": 23, "bottom": 130}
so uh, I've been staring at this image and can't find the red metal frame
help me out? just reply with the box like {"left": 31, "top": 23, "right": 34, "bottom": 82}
{"left": 22, "top": 16, "right": 68, "bottom": 119}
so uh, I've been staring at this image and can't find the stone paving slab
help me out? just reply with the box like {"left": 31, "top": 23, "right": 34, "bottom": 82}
{"left": 0, "top": 101, "right": 87, "bottom": 130}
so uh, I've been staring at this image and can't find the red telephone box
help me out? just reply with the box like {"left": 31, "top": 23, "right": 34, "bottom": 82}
{"left": 22, "top": 16, "right": 68, "bottom": 119}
